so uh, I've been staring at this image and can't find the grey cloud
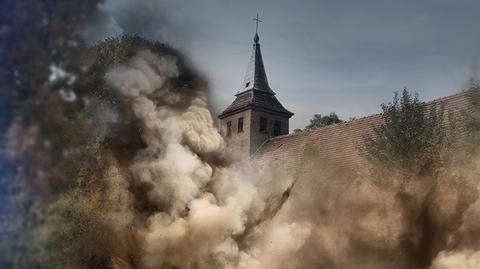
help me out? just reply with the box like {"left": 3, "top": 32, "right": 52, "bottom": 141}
{"left": 91, "top": 0, "right": 480, "bottom": 129}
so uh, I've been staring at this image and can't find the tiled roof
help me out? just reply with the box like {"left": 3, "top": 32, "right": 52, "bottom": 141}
{"left": 219, "top": 90, "right": 293, "bottom": 118}
{"left": 253, "top": 91, "right": 472, "bottom": 175}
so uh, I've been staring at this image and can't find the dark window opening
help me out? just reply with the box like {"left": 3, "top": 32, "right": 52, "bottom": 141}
{"left": 238, "top": 117, "right": 244, "bottom": 133}
{"left": 274, "top": 120, "right": 281, "bottom": 136}
{"left": 226, "top": 121, "right": 232, "bottom": 136}
{"left": 259, "top": 117, "right": 267, "bottom": 133}
{"left": 245, "top": 82, "right": 250, "bottom": 87}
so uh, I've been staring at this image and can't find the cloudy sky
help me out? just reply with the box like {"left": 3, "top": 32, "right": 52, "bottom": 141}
{"left": 88, "top": 0, "right": 480, "bottom": 130}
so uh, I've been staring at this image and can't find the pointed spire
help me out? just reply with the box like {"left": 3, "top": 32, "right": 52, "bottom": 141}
{"left": 239, "top": 14, "right": 275, "bottom": 95}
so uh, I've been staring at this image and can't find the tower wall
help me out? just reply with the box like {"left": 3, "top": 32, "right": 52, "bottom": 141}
{"left": 250, "top": 109, "right": 289, "bottom": 155}
{"left": 219, "top": 108, "right": 290, "bottom": 158}
{"left": 219, "top": 110, "right": 252, "bottom": 159}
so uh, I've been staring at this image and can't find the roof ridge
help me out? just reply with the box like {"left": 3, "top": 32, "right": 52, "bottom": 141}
{"left": 274, "top": 90, "right": 467, "bottom": 139}
{"left": 267, "top": 113, "right": 383, "bottom": 141}
{"left": 424, "top": 89, "right": 470, "bottom": 104}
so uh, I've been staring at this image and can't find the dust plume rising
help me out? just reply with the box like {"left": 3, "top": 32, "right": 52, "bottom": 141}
{"left": 257, "top": 146, "right": 480, "bottom": 269}
{"left": 71, "top": 46, "right": 319, "bottom": 269}
{"left": 77, "top": 48, "right": 272, "bottom": 268}
{"left": 95, "top": 47, "right": 321, "bottom": 268}
{"left": 102, "top": 49, "right": 251, "bottom": 267}
{"left": 89, "top": 48, "right": 480, "bottom": 269}
{"left": 5, "top": 37, "right": 480, "bottom": 268}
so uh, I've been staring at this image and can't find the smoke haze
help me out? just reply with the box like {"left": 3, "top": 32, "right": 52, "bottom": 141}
{"left": 34, "top": 46, "right": 480, "bottom": 268}
{"left": 3, "top": 3, "right": 480, "bottom": 264}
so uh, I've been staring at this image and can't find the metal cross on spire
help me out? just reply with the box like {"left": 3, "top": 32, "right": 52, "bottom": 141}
{"left": 253, "top": 13, "right": 262, "bottom": 35}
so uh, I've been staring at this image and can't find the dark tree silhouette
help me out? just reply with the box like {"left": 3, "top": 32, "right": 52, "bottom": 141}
{"left": 362, "top": 89, "right": 454, "bottom": 177}
{"left": 294, "top": 112, "right": 343, "bottom": 133}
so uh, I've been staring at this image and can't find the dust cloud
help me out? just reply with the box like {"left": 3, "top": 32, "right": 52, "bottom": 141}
{"left": 100, "top": 48, "right": 480, "bottom": 269}
{"left": 5, "top": 45, "right": 480, "bottom": 269}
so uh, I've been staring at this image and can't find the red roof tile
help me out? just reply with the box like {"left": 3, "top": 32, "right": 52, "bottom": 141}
{"left": 253, "top": 91, "right": 472, "bottom": 175}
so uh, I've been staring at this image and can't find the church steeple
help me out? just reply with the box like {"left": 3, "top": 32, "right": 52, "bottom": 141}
{"left": 240, "top": 14, "right": 275, "bottom": 95}
{"left": 218, "top": 15, "right": 293, "bottom": 159}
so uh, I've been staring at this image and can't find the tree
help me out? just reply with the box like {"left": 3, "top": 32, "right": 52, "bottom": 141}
{"left": 0, "top": 1, "right": 104, "bottom": 268}
{"left": 294, "top": 112, "right": 343, "bottom": 133}
{"left": 362, "top": 89, "right": 454, "bottom": 177}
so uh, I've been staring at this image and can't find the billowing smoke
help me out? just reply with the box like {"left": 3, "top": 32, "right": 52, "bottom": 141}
{"left": 101, "top": 49, "right": 262, "bottom": 268}
{"left": 6, "top": 0, "right": 480, "bottom": 268}
{"left": 91, "top": 47, "right": 480, "bottom": 269}
{"left": 262, "top": 149, "right": 480, "bottom": 269}
{"left": 4, "top": 36, "right": 480, "bottom": 268}
{"left": 96, "top": 48, "right": 323, "bottom": 268}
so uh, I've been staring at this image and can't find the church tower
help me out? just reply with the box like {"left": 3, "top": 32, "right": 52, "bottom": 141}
{"left": 218, "top": 17, "right": 293, "bottom": 158}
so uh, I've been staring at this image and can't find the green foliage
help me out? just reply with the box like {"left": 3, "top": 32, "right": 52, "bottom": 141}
{"left": 294, "top": 112, "right": 343, "bottom": 133}
{"left": 306, "top": 112, "right": 343, "bottom": 129}
{"left": 0, "top": 1, "right": 105, "bottom": 268}
{"left": 362, "top": 89, "right": 454, "bottom": 176}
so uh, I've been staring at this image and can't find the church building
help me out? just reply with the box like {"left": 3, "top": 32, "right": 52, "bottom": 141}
{"left": 219, "top": 21, "right": 472, "bottom": 176}
{"left": 218, "top": 28, "right": 293, "bottom": 158}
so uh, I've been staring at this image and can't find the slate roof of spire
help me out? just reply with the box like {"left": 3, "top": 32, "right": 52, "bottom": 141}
{"left": 240, "top": 33, "right": 275, "bottom": 94}
{"left": 218, "top": 33, "right": 293, "bottom": 119}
